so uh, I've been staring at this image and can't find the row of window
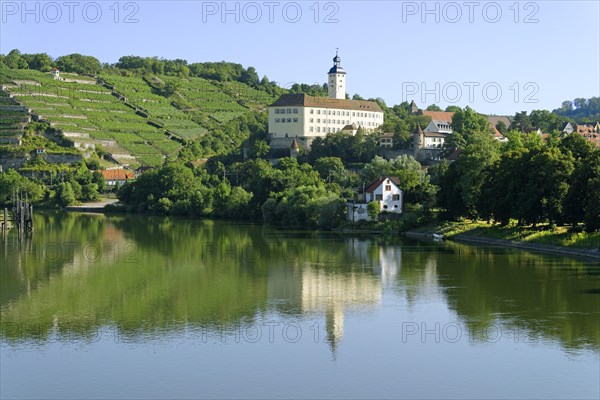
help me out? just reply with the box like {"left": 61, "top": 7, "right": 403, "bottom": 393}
{"left": 274, "top": 108, "right": 299, "bottom": 114}
{"left": 310, "top": 118, "right": 351, "bottom": 124}
{"left": 374, "top": 194, "right": 401, "bottom": 201}
{"left": 275, "top": 119, "right": 379, "bottom": 128}
{"left": 309, "top": 109, "right": 381, "bottom": 118}
{"left": 273, "top": 108, "right": 382, "bottom": 119}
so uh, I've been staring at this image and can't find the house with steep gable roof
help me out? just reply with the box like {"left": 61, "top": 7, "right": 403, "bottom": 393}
{"left": 100, "top": 168, "right": 134, "bottom": 186}
{"left": 348, "top": 176, "right": 403, "bottom": 222}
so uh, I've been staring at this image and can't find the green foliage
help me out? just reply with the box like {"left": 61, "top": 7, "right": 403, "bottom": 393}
{"left": 553, "top": 97, "right": 600, "bottom": 123}
{"left": 309, "top": 131, "right": 379, "bottom": 163}
{"left": 248, "top": 139, "right": 270, "bottom": 159}
{"left": 0, "top": 169, "right": 45, "bottom": 205}
{"left": 440, "top": 132, "right": 500, "bottom": 218}
{"left": 451, "top": 106, "right": 490, "bottom": 137}
{"left": 56, "top": 182, "right": 77, "bottom": 206}
{"left": 367, "top": 201, "right": 380, "bottom": 221}
{"left": 56, "top": 53, "right": 102, "bottom": 74}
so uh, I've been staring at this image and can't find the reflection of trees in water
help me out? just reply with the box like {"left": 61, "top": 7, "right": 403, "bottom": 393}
{"left": 399, "top": 240, "right": 600, "bottom": 352}
{"left": 2, "top": 216, "right": 598, "bottom": 354}
{"left": 1, "top": 211, "right": 107, "bottom": 305}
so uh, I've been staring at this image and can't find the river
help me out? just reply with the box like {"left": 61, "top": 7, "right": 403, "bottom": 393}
{"left": 1, "top": 212, "right": 598, "bottom": 399}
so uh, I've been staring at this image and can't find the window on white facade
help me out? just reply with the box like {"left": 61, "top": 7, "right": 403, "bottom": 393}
{"left": 385, "top": 185, "right": 391, "bottom": 191}
{"left": 293, "top": 109, "right": 298, "bottom": 114}
{"left": 310, "top": 109, "right": 314, "bottom": 114}
{"left": 275, "top": 118, "right": 280, "bottom": 122}
{"left": 293, "top": 118, "right": 298, "bottom": 122}
{"left": 287, "top": 118, "right": 291, "bottom": 122}
{"left": 309, "top": 118, "right": 313, "bottom": 123}
{"left": 317, "top": 127, "right": 321, "bottom": 133}
{"left": 309, "top": 126, "right": 314, "bottom": 132}
{"left": 392, "top": 194, "right": 400, "bottom": 201}
{"left": 287, "top": 108, "right": 291, "bottom": 114}
{"left": 376, "top": 194, "right": 383, "bottom": 201}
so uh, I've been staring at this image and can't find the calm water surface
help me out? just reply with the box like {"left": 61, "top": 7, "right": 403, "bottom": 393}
{"left": 1, "top": 212, "right": 599, "bottom": 399}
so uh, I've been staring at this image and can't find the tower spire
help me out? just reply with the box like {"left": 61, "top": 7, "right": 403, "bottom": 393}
{"left": 328, "top": 49, "right": 346, "bottom": 99}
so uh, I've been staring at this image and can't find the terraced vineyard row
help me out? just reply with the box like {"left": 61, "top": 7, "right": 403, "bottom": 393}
{"left": 0, "top": 69, "right": 182, "bottom": 168}
{"left": 0, "top": 91, "right": 29, "bottom": 141}
{"left": 1, "top": 67, "right": 279, "bottom": 165}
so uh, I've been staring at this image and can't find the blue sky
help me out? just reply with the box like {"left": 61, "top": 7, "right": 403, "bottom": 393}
{"left": 1, "top": 0, "right": 599, "bottom": 115}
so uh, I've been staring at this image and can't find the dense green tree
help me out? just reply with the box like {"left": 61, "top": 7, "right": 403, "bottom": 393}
{"left": 0, "top": 169, "right": 45, "bottom": 206}
{"left": 451, "top": 106, "right": 490, "bottom": 137}
{"left": 440, "top": 132, "right": 500, "bottom": 218}
{"left": 367, "top": 201, "right": 380, "bottom": 221}
{"left": 585, "top": 176, "right": 600, "bottom": 232}
{"left": 3, "top": 49, "right": 28, "bottom": 69}
{"left": 445, "top": 106, "right": 462, "bottom": 113}
{"left": 510, "top": 111, "right": 533, "bottom": 132}
{"left": 314, "top": 157, "right": 346, "bottom": 183}
{"left": 56, "top": 53, "right": 102, "bottom": 74}
{"left": 248, "top": 139, "right": 270, "bottom": 159}
{"left": 56, "top": 182, "right": 77, "bottom": 207}
{"left": 21, "top": 53, "right": 54, "bottom": 71}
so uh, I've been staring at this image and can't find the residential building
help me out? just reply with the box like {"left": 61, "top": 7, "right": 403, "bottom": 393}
{"left": 575, "top": 122, "right": 600, "bottom": 148}
{"left": 421, "top": 111, "right": 454, "bottom": 134}
{"left": 379, "top": 133, "right": 394, "bottom": 148}
{"left": 412, "top": 124, "right": 444, "bottom": 162}
{"left": 100, "top": 168, "right": 134, "bottom": 186}
{"left": 347, "top": 176, "right": 403, "bottom": 222}
{"left": 562, "top": 122, "right": 574, "bottom": 134}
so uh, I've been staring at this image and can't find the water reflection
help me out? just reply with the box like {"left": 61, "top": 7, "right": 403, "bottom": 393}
{"left": 1, "top": 212, "right": 598, "bottom": 355}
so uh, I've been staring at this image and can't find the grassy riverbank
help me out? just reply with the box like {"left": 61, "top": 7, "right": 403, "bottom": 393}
{"left": 409, "top": 219, "right": 600, "bottom": 250}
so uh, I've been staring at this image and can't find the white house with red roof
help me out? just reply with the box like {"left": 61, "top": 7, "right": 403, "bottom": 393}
{"left": 348, "top": 176, "right": 403, "bottom": 221}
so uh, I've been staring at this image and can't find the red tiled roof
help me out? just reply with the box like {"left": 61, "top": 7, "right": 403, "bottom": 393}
{"left": 421, "top": 111, "right": 454, "bottom": 123}
{"left": 576, "top": 124, "right": 598, "bottom": 134}
{"left": 270, "top": 94, "right": 383, "bottom": 113}
{"left": 446, "top": 149, "right": 463, "bottom": 161}
{"left": 365, "top": 176, "right": 401, "bottom": 193}
{"left": 100, "top": 169, "right": 134, "bottom": 181}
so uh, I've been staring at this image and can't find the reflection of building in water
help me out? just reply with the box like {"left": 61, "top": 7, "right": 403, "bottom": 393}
{"left": 63, "top": 221, "right": 128, "bottom": 275}
{"left": 347, "top": 238, "right": 401, "bottom": 287}
{"left": 300, "top": 266, "right": 381, "bottom": 355}
{"left": 267, "top": 240, "right": 403, "bottom": 356}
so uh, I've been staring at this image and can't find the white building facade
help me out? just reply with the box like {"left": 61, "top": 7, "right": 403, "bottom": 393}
{"left": 268, "top": 53, "right": 384, "bottom": 149}
{"left": 365, "top": 177, "right": 403, "bottom": 213}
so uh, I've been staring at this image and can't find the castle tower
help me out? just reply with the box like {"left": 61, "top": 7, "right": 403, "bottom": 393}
{"left": 327, "top": 50, "right": 346, "bottom": 100}
{"left": 290, "top": 138, "right": 300, "bottom": 158}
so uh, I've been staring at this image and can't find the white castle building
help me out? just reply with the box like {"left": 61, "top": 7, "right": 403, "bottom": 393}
{"left": 268, "top": 52, "right": 385, "bottom": 150}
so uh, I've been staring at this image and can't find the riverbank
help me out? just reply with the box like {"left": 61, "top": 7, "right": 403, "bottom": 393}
{"left": 64, "top": 198, "right": 120, "bottom": 213}
{"left": 405, "top": 220, "right": 600, "bottom": 260}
